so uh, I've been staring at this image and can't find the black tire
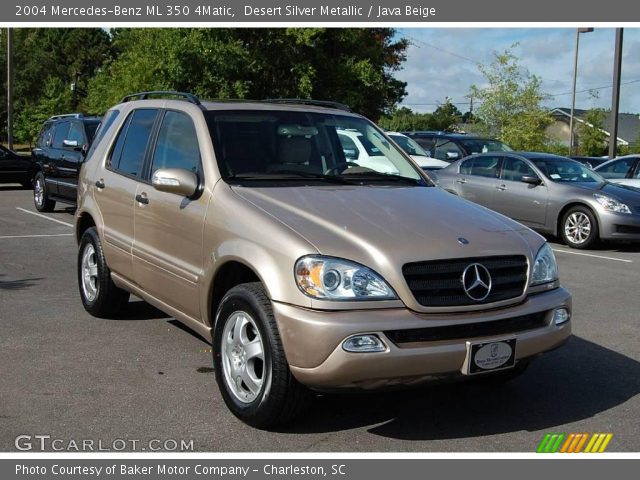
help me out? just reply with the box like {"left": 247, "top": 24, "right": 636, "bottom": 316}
{"left": 560, "top": 206, "right": 599, "bottom": 249}
{"left": 78, "top": 227, "right": 129, "bottom": 317}
{"left": 213, "top": 282, "right": 309, "bottom": 428}
{"left": 474, "top": 359, "right": 530, "bottom": 385}
{"left": 33, "top": 171, "right": 55, "bottom": 212}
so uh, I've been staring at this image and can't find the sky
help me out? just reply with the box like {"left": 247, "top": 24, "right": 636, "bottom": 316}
{"left": 395, "top": 28, "right": 640, "bottom": 115}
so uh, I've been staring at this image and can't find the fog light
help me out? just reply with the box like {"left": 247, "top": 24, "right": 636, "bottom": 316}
{"left": 553, "top": 308, "right": 571, "bottom": 326}
{"left": 342, "top": 335, "right": 387, "bottom": 353}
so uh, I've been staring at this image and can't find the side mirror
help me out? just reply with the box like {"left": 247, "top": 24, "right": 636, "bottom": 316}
{"left": 152, "top": 168, "right": 199, "bottom": 197}
{"left": 521, "top": 175, "right": 542, "bottom": 186}
{"left": 343, "top": 149, "right": 358, "bottom": 160}
{"left": 63, "top": 139, "right": 79, "bottom": 148}
{"left": 446, "top": 151, "right": 460, "bottom": 160}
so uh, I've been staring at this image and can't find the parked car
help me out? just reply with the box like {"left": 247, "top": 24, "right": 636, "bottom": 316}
{"left": 403, "top": 131, "right": 512, "bottom": 162}
{"left": 32, "top": 113, "right": 101, "bottom": 212}
{"left": 385, "top": 132, "right": 449, "bottom": 170}
{"left": 0, "top": 144, "right": 34, "bottom": 187}
{"left": 437, "top": 152, "right": 640, "bottom": 249}
{"left": 336, "top": 128, "right": 399, "bottom": 173}
{"left": 594, "top": 155, "right": 640, "bottom": 188}
{"left": 570, "top": 156, "right": 608, "bottom": 170}
{"left": 76, "top": 92, "right": 571, "bottom": 427}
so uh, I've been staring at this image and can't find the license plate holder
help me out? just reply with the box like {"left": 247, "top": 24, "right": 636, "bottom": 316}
{"left": 462, "top": 338, "right": 517, "bottom": 375}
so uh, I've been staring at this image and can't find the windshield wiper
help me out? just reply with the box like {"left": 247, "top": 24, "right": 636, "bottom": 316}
{"left": 226, "top": 170, "right": 354, "bottom": 184}
{"left": 341, "top": 171, "right": 428, "bottom": 186}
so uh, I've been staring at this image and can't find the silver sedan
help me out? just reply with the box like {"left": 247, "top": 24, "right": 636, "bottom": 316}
{"left": 437, "top": 152, "right": 640, "bottom": 248}
{"left": 594, "top": 155, "right": 640, "bottom": 188}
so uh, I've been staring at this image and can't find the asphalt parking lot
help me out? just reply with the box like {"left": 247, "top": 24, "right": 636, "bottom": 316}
{"left": 0, "top": 185, "right": 639, "bottom": 452}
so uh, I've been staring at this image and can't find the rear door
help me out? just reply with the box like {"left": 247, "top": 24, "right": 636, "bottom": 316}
{"left": 56, "top": 120, "right": 86, "bottom": 200}
{"left": 455, "top": 155, "right": 501, "bottom": 209}
{"left": 47, "top": 121, "right": 71, "bottom": 195}
{"left": 132, "top": 110, "right": 207, "bottom": 321}
{"left": 494, "top": 155, "right": 548, "bottom": 227}
{"left": 93, "top": 108, "right": 159, "bottom": 282}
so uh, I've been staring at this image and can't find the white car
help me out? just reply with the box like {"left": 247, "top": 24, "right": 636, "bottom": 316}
{"left": 386, "top": 132, "right": 449, "bottom": 170}
{"left": 337, "top": 129, "right": 399, "bottom": 174}
{"left": 594, "top": 155, "right": 640, "bottom": 188}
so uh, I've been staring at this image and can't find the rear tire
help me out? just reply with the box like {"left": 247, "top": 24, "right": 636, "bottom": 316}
{"left": 213, "top": 282, "right": 309, "bottom": 428}
{"left": 78, "top": 227, "right": 129, "bottom": 317}
{"left": 33, "top": 172, "right": 55, "bottom": 212}
{"left": 560, "top": 206, "right": 599, "bottom": 249}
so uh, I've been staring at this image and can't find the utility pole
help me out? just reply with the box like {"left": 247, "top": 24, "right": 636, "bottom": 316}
{"left": 608, "top": 28, "right": 624, "bottom": 159}
{"left": 569, "top": 28, "right": 594, "bottom": 156}
{"left": 6, "top": 28, "right": 14, "bottom": 150}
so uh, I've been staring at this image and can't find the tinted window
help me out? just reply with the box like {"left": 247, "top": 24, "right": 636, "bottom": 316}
{"left": 67, "top": 122, "right": 85, "bottom": 145}
{"left": 502, "top": 157, "right": 536, "bottom": 182}
{"left": 412, "top": 136, "right": 436, "bottom": 154}
{"left": 87, "top": 110, "right": 119, "bottom": 159}
{"left": 151, "top": 111, "right": 202, "bottom": 177}
{"left": 460, "top": 156, "right": 500, "bottom": 178}
{"left": 52, "top": 122, "right": 70, "bottom": 149}
{"left": 338, "top": 133, "right": 359, "bottom": 159}
{"left": 111, "top": 109, "right": 158, "bottom": 177}
{"left": 37, "top": 123, "right": 54, "bottom": 147}
{"left": 531, "top": 158, "right": 603, "bottom": 183}
{"left": 434, "top": 139, "right": 463, "bottom": 161}
{"left": 389, "top": 135, "right": 430, "bottom": 157}
{"left": 597, "top": 158, "right": 635, "bottom": 179}
{"left": 458, "top": 138, "right": 512, "bottom": 154}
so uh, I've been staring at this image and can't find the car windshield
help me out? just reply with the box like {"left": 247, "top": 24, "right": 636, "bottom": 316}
{"left": 458, "top": 138, "right": 512, "bottom": 154}
{"left": 205, "top": 110, "right": 428, "bottom": 186}
{"left": 530, "top": 157, "right": 605, "bottom": 183}
{"left": 388, "top": 134, "right": 430, "bottom": 157}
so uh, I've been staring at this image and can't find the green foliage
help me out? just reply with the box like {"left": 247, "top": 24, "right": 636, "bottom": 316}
{"left": 577, "top": 108, "right": 608, "bottom": 156}
{"left": 470, "top": 47, "right": 553, "bottom": 151}
{"left": 378, "top": 99, "right": 464, "bottom": 132}
{"left": 431, "top": 99, "right": 462, "bottom": 131}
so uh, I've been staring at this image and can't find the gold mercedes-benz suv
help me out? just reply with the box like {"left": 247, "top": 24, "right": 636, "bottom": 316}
{"left": 75, "top": 91, "right": 572, "bottom": 427}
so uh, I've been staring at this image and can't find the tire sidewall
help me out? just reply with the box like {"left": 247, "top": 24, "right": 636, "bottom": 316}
{"left": 78, "top": 228, "right": 102, "bottom": 310}
{"left": 33, "top": 172, "right": 46, "bottom": 210}
{"left": 213, "top": 289, "right": 275, "bottom": 421}
{"left": 562, "top": 207, "right": 598, "bottom": 249}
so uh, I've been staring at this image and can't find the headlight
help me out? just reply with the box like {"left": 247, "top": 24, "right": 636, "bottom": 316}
{"left": 594, "top": 193, "right": 631, "bottom": 214}
{"left": 530, "top": 243, "right": 558, "bottom": 286}
{"left": 295, "top": 256, "right": 397, "bottom": 300}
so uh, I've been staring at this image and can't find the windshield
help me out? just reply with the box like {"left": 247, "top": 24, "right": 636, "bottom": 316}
{"left": 205, "top": 110, "right": 427, "bottom": 186}
{"left": 389, "top": 134, "right": 430, "bottom": 157}
{"left": 458, "top": 138, "right": 512, "bottom": 154}
{"left": 531, "top": 157, "right": 605, "bottom": 183}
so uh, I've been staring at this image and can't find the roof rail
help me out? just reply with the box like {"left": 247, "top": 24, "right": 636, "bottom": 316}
{"left": 48, "top": 113, "right": 84, "bottom": 120}
{"left": 262, "top": 98, "right": 352, "bottom": 112}
{"left": 120, "top": 91, "right": 202, "bottom": 106}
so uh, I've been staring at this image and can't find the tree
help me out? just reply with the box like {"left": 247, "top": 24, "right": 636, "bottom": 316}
{"left": 431, "top": 98, "right": 462, "bottom": 131}
{"left": 577, "top": 108, "right": 608, "bottom": 156}
{"left": 469, "top": 47, "right": 552, "bottom": 150}
{"left": 85, "top": 28, "right": 408, "bottom": 120}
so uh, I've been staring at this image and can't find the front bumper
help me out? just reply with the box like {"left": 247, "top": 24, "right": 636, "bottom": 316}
{"left": 273, "top": 287, "right": 572, "bottom": 389}
{"left": 599, "top": 210, "right": 640, "bottom": 240}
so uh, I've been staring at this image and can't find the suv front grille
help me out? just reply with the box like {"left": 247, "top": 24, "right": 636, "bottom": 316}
{"left": 403, "top": 255, "right": 528, "bottom": 307}
{"left": 384, "top": 311, "right": 549, "bottom": 344}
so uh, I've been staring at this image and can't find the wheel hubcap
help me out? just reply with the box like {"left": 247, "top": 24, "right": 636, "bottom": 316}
{"left": 81, "top": 244, "right": 99, "bottom": 302}
{"left": 565, "top": 212, "right": 592, "bottom": 244}
{"left": 221, "top": 311, "right": 265, "bottom": 404}
{"left": 34, "top": 178, "right": 44, "bottom": 206}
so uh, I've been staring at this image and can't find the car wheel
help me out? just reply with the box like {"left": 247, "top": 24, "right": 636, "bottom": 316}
{"left": 474, "top": 359, "right": 530, "bottom": 385}
{"left": 33, "top": 172, "right": 55, "bottom": 212}
{"left": 78, "top": 227, "right": 129, "bottom": 317}
{"left": 561, "top": 206, "right": 599, "bottom": 249}
{"left": 213, "top": 282, "right": 309, "bottom": 428}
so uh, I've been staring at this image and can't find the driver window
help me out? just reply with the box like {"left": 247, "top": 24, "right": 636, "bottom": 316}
{"left": 598, "top": 158, "right": 635, "bottom": 179}
{"left": 502, "top": 157, "right": 536, "bottom": 182}
{"left": 434, "top": 139, "right": 463, "bottom": 161}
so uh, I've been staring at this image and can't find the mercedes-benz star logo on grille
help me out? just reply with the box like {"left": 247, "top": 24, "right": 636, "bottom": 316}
{"left": 461, "top": 263, "right": 492, "bottom": 301}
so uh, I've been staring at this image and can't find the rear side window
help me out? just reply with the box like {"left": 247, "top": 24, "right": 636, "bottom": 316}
{"left": 460, "top": 156, "right": 501, "bottom": 178}
{"left": 37, "top": 123, "right": 53, "bottom": 147}
{"left": 87, "top": 110, "right": 119, "bottom": 159}
{"left": 52, "top": 122, "right": 70, "bottom": 149}
{"left": 109, "top": 109, "right": 158, "bottom": 178}
{"left": 151, "top": 111, "right": 202, "bottom": 178}
{"left": 597, "top": 158, "right": 635, "bottom": 179}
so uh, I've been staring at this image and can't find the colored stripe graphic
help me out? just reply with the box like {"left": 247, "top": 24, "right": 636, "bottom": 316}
{"left": 537, "top": 433, "right": 613, "bottom": 453}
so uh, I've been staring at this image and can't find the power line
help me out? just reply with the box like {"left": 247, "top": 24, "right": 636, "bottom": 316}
{"left": 547, "top": 78, "right": 640, "bottom": 97}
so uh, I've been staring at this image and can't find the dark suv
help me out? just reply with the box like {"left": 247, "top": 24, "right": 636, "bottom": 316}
{"left": 32, "top": 113, "right": 101, "bottom": 211}
{"left": 403, "top": 131, "right": 512, "bottom": 163}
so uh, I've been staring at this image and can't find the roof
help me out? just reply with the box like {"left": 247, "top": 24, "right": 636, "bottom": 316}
{"left": 552, "top": 107, "right": 640, "bottom": 145}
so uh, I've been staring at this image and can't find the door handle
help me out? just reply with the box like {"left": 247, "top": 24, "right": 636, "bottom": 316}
{"left": 135, "top": 193, "right": 149, "bottom": 205}
{"left": 455, "top": 178, "right": 467, "bottom": 184}
{"left": 95, "top": 179, "right": 105, "bottom": 189}
{"left": 496, "top": 184, "right": 507, "bottom": 191}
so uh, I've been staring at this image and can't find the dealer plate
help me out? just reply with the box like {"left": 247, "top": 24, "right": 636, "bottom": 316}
{"left": 462, "top": 338, "right": 516, "bottom": 375}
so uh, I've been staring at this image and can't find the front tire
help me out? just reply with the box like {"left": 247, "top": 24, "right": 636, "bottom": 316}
{"left": 213, "top": 283, "right": 308, "bottom": 428}
{"left": 561, "top": 206, "right": 599, "bottom": 249}
{"left": 78, "top": 227, "right": 129, "bottom": 317}
{"left": 33, "top": 172, "right": 55, "bottom": 212}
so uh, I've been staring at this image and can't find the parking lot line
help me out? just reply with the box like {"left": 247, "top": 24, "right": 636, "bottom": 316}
{"left": 15, "top": 207, "right": 74, "bottom": 228}
{"left": 0, "top": 233, "right": 73, "bottom": 239}
{"left": 552, "top": 248, "right": 633, "bottom": 264}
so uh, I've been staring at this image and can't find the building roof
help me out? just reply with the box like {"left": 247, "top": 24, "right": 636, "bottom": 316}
{"left": 552, "top": 107, "right": 640, "bottom": 145}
